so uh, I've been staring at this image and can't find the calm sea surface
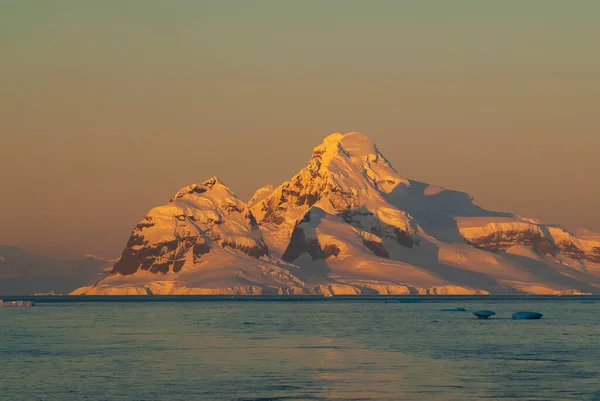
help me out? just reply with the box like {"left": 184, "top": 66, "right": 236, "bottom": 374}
{"left": 1, "top": 297, "right": 599, "bottom": 401}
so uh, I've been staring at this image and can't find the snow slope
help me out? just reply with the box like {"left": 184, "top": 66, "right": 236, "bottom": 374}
{"left": 109, "top": 177, "right": 268, "bottom": 277}
{"left": 251, "top": 132, "right": 414, "bottom": 255}
{"left": 73, "top": 132, "right": 600, "bottom": 295}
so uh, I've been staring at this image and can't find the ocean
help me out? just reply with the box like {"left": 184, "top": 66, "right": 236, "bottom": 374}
{"left": 1, "top": 296, "right": 599, "bottom": 400}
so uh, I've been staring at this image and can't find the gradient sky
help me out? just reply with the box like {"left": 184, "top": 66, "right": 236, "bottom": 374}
{"left": 1, "top": 1, "right": 599, "bottom": 259}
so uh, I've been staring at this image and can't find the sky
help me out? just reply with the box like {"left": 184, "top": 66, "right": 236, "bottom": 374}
{"left": 1, "top": 1, "right": 599, "bottom": 259}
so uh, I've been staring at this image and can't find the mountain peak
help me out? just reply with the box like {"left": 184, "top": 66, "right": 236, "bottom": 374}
{"left": 311, "top": 132, "right": 396, "bottom": 173}
{"left": 170, "top": 176, "right": 229, "bottom": 202}
{"left": 111, "top": 174, "right": 267, "bottom": 277}
{"left": 321, "top": 131, "right": 371, "bottom": 144}
{"left": 310, "top": 132, "right": 407, "bottom": 194}
{"left": 248, "top": 184, "right": 276, "bottom": 207}
{"left": 251, "top": 132, "right": 411, "bottom": 238}
{"left": 202, "top": 176, "right": 223, "bottom": 187}
{"left": 315, "top": 132, "right": 376, "bottom": 157}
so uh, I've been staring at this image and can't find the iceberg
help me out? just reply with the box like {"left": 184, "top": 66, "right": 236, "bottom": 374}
{"left": 442, "top": 307, "right": 466, "bottom": 312}
{"left": 0, "top": 300, "right": 35, "bottom": 307}
{"left": 512, "top": 311, "right": 543, "bottom": 320}
{"left": 473, "top": 310, "right": 496, "bottom": 319}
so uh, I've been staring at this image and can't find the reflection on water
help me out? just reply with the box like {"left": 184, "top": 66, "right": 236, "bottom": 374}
{"left": 1, "top": 300, "right": 599, "bottom": 400}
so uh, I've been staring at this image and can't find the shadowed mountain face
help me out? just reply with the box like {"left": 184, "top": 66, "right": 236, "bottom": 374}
{"left": 385, "top": 180, "right": 514, "bottom": 243}
{"left": 70, "top": 132, "right": 600, "bottom": 296}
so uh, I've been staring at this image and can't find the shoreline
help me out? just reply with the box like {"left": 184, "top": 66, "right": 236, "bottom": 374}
{"left": 1, "top": 294, "right": 598, "bottom": 303}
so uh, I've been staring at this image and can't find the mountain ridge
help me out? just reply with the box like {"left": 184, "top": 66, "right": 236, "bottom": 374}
{"left": 72, "top": 132, "right": 600, "bottom": 295}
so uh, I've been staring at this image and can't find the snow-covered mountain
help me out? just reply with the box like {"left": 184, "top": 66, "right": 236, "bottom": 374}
{"left": 0, "top": 246, "right": 110, "bottom": 295}
{"left": 73, "top": 132, "right": 600, "bottom": 295}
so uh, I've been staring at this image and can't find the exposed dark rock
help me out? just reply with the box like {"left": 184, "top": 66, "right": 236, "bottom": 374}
{"left": 322, "top": 244, "right": 340, "bottom": 258}
{"left": 149, "top": 262, "right": 170, "bottom": 274}
{"left": 467, "top": 230, "right": 558, "bottom": 256}
{"left": 221, "top": 240, "right": 268, "bottom": 259}
{"left": 558, "top": 242, "right": 586, "bottom": 260}
{"left": 170, "top": 184, "right": 207, "bottom": 202}
{"left": 223, "top": 202, "right": 243, "bottom": 214}
{"left": 136, "top": 218, "right": 155, "bottom": 230}
{"left": 259, "top": 174, "right": 362, "bottom": 225}
{"left": 340, "top": 209, "right": 374, "bottom": 224}
{"left": 279, "top": 213, "right": 339, "bottom": 261}
{"left": 206, "top": 217, "right": 223, "bottom": 226}
{"left": 163, "top": 240, "right": 179, "bottom": 253}
{"left": 207, "top": 233, "right": 221, "bottom": 242}
{"left": 111, "top": 236, "right": 210, "bottom": 276}
{"left": 328, "top": 191, "right": 359, "bottom": 210}
{"left": 292, "top": 178, "right": 304, "bottom": 190}
{"left": 128, "top": 234, "right": 146, "bottom": 248}
{"left": 203, "top": 177, "right": 219, "bottom": 189}
{"left": 370, "top": 225, "right": 414, "bottom": 249}
{"left": 193, "top": 242, "right": 210, "bottom": 262}
{"left": 391, "top": 227, "right": 415, "bottom": 248}
{"left": 296, "top": 192, "right": 319, "bottom": 207}
{"left": 557, "top": 242, "right": 600, "bottom": 263}
{"left": 172, "top": 259, "right": 186, "bottom": 273}
{"left": 362, "top": 239, "right": 389, "bottom": 258}
{"left": 377, "top": 179, "right": 397, "bottom": 186}
{"left": 282, "top": 188, "right": 300, "bottom": 198}
{"left": 245, "top": 211, "right": 259, "bottom": 227}
{"left": 299, "top": 210, "right": 312, "bottom": 224}
{"left": 340, "top": 209, "right": 415, "bottom": 249}
{"left": 111, "top": 248, "right": 141, "bottom": 275}
{"left": 282, "top": 227, "right": 326, "bottom": 262}
{"left": 170, "top": 236, "right": 197, "bottom": 273}
{"left": 259, "top": 202, "right": 286, "bottom": 226}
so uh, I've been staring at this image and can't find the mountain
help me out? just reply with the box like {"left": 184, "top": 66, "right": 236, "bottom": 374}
{"left": 73, "top": 132, "right": 600, "bottom": 295}
{"left": 0, "top": 246, "right": 110, "bottom": 295}
{"left": 73, "top": 177, "right": 303, "bottom": 295}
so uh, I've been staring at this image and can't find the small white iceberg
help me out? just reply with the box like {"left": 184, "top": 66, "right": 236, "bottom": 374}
{"left": 442, "top": 307, "right": 466, "bottom": 312}
{"left": 0, "top": 300, "right": 35, "bottom": 307}
{"left": 512, "top": 311, "right": 543, "bottom": 320}
{"left": 473, "top": 310, "right": 495, "bottom": 319}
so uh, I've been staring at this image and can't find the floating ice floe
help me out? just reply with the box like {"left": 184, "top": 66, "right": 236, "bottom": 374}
{"left": 0, "top": 300, "right": 35, "bottom": 307}
{"left": 441, "top": 307, "right": 466, "bottom": 312}
{"left": 473, "top": 310, "right": 495, "bottom": 319}
{"left": 512, "top": 311, "right": 543, "bottom": 320}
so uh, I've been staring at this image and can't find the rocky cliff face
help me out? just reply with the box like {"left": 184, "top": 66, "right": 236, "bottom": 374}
{"left": 251, "top": 133, "right": 412, "bottom": 231}
{"left": 111, "top": 177, "right": 268, "bottom": 276}
{"left": 73, "top": 132, "right": 600, "bottom": 296}
{"left": 458, "top": 218, "right": 600, "bottom": 263}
